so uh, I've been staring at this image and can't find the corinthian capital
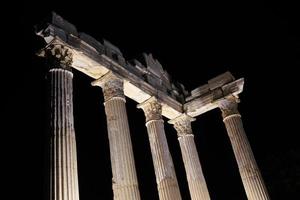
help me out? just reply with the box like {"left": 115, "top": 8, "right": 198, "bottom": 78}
{"left": 38, "top": 44, "right": 73, "bottom": 69}
{"left": 169, "top": 114, "right": 195, "bottom": 137}
{"left": 137, "top": 97, "right": 162, "bottom": 122}
{"left": 91, "top": 72, "right": 125, "bottom": 102}
{"left": 218, "top": 96, "right": 240, "bottom": 119}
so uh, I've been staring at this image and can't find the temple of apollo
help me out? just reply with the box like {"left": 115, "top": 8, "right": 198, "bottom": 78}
{"left": 36, "top": 12, "right": 270, "bottom": 200}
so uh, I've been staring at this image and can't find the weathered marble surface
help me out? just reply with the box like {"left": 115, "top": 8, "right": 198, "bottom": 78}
{"left": 137, "top": 97, "right": 182, "bottom": 200}
{"left": 36, "top": 12, "right": 243, "bottom": 119}
{"left": 92, "top": 73, "right": 141, "bottom": 200}
{"left": 219, "top": 97, "right": 270, "bottom": 200}
{"left": 37, "top": 12, "right": 269, "bottom": 200}
{"left": 169, "top": 114, "right": 210, "bottom": 200}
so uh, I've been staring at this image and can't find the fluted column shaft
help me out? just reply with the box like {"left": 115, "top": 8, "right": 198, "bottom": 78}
{"left": 92, "top": 73, "right": 140, "bottom": 200}
{"left": 43, "top": 44, "right": 80, "bottom": 200}
{"left": 169, "top": 114, "right": 210, "bottom": 200}
{"left": 49, "top": 68, "right": 79, "bottom": 200}
{"left": 219, "top": 97, "right": 270, "bottom": 200}
{"left": 138, "top": 97, "right": 181, "bottom": 200}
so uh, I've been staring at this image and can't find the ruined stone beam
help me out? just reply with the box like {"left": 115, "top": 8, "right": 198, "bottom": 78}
{"left": 36, "top": 12, "right": 183, "bottom": 120}
{"left": 184, "top": 75, "right": 244, "bottom": 118}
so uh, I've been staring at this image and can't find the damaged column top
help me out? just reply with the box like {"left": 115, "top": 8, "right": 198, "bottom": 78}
{"left": 184, "top": 72, "right": 244, "bottom": 117}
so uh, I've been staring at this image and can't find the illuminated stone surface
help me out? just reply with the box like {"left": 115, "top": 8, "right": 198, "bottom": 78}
{"left": 169, "top": 114, "right": 210, "bottom": 200}
{"left": 36, "top": 12, "right": 270, "bottom": 200}
{"left": 219, "top": 96, "right": 270, "bottom": 200}
{"left": 42, "top": 44, "right": 80, "bottom": 200}
{"left": 137, "top": 97, "right": 182, "bottom": 200}
{"left": 92, "top": 73, "right": 141, "bottom": 200}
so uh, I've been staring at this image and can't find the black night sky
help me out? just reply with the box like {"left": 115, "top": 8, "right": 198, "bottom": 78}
{"left": 5, "top": 1, "right": 300, "bottom": 200}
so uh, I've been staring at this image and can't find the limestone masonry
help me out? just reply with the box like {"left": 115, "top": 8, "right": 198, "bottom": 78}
{"left": 36, "top": 12, "right": 270, "bottom": 200}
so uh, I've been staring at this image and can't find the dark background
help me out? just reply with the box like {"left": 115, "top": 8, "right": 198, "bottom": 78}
{"left": 4, "top": 1, "right": 299, "bottom": 199}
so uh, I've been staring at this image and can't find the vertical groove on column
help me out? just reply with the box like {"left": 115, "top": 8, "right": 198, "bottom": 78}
{"left": 178, "top": 135, "right": 210, "bottom": 200}
{"left": 66, "top": 73, "right": 72, "bottom": 200}
{"left": 71, "top": 71, "right": 79, "bottom": 200}
{"left": 72, "top": 130, "right": 79, "bottom": 200}
{"left": 224, "top": 115, "right": 269, "bottom": 200}
{"left": 146, "top": 120, "right": 181, "bottom": 200}
{"left": 51, "top": 70, "right": 56, "bottom": 200}
{"left": 57, "top": 70, "right": 62, "bottom": 200}
{"left": 66, "top": 74, "right": 73, "bottom": 200}
{"left": 49, "top": 68, "right": 80, "bottom": 200}
{"left": 62, "top": 71, "right": 68, "bottom": 200}
{"left": 104, "top": 98, "right": 140, "bottom": 200}
{"left": 68, "top": 73, "right": 75, "bottom": 200}
{"left": 55, "top": 70, "right": 59, "bottom": 200}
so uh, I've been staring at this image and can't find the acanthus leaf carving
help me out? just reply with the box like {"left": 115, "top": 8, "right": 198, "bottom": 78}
{"left": 102, "top": 78, "right": 125, "bottom": 102}
{"left": 169, "top": 114, "right": 195, "bottom": 137}
{"left": 38, "top": 44, "right": 73, "bottom": 69}
{"left": 137, "top": 97, "right": 162, "bottom": 122}
{"left": 218, "top": 96, "right": 240, "bottom": 118}
{"left": 91, "top": 72, "right": 125, "bottom": 102}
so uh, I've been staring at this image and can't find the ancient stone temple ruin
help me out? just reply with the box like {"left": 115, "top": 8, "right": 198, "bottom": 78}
{"left": 36, "top": 12, "right": 270, "bottom": 200}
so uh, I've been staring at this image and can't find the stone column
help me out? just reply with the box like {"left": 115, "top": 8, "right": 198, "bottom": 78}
{"left": 218, "top": 96, "right": 270, "bottom": 200}
{"left": 42, "top": 44, "right": 80, "bottom": 200}
{"left": 169, "top": 114, "right": 210, "bottom": 200}
{"left": 137, "top": 97, "right": 182, "bottom": 200}
{"left": 92, "top": 72, "right": 140, "bottom": 200}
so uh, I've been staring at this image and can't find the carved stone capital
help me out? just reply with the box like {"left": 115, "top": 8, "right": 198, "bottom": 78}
{"left": 38, "top": 44, "right": 73, "bottom": 69}
{"left": 169, "top": 114, "right": 195, "bottom": 137}
{"left": 91, "top": 72, "right": 125, "bottom": 102}
{"left": 218, "top": 96, "right": 240, "bottom": 119}
{"left": 137, "top": 97, "right": 162, "bottom": 122}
